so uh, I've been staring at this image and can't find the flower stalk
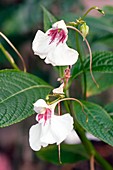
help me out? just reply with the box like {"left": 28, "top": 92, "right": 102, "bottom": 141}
{"left": 0, "top": 32, "right": 26, "bottom": 72}
{"left": 0, "top": 43, "right": 20, "bottom": 70}
{"left": 82, "top": 6, "right": 105, "bottom": 19}
{"left": 58, "top": 102, "right": 62, "bottom": 164}
{"left": 67, "top": 25, "right": 99, "bottom": 89}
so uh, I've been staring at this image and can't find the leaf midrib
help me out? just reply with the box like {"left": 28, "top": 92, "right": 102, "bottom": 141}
{"left": 0, "top": 85, "right": 52, "bottom": 104}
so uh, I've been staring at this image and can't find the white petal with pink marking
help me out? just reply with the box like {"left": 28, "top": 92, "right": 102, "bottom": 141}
{"left": 29, "top": 99, "right": 74, "bottom": 151}
{"left": 32, "top": 20, "right": 79, "bottom": 66}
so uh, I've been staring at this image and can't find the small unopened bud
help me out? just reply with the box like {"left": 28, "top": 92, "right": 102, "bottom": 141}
{"left": 95, "top": 7, "right": 105, "bottom": 15}
{"left": 46, "top": 95, "right": 49, "bottom": 101}
{"left": 80, "top": 23, "right": 89, "bottom": 40}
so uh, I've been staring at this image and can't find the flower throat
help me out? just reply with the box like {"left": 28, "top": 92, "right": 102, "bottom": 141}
{"left": 48, "top": 28, "right": 66, "bottom": 45}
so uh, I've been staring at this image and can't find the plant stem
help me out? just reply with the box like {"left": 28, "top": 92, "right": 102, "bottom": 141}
{"left": 74, "top": 120, "right": 113, "bottom": 170}
{"left": 58, "top": 66, "right": 67, "bottom": 78}
{"left": 95, "top": 152, "right": 113, "bottom": 170}
{"left": 66, "top": 9, "right": 109, "bottom": 169}
{"left": 0, "top": 43, "right": 20, "bottom": 70}
{"left": 63, "top": 98, "right": 113, "bottom": 169}
{"left": 71, "top": 28, "right": 113, "bottom": 169}
{"left": 75, "top": 30, "right": 87, "bottom": 100}
{"left": 82, "top": 6, "right": 99, "bottom": 19}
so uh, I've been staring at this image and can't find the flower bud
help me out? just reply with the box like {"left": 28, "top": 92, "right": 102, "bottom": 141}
{"left": 80, "top": 23, "right": 89, "bottom": 40}
{"left": 95, "top": 7, "right": 105, "bottom": 15}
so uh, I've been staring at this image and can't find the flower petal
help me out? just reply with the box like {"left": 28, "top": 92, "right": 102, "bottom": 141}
{"left": 86, "top": 132, "right": 100, "bottom": 141}
{"left": 52, "top": 20, "right": 68, "bottom": 34}
{"left": 34, "top": 99, "right": 48, "bottom": 114}
{"left": 39, "top": 114, "right": 74, "bottom": 145}
{"left": 29, "top": 123, "right": 48, "bottom": 151}
{"left": 65, "top": 129, "right": 81, "bottom": 144}
{"left": 32, "top": 30, "right": 53, "bottom": 58}
{"left": 51, "top": 114, "right": 74, "bottom": 145}
{"left": 45, "top": 43, "right": 79, "bottom": 66}
{"left": 53, "top": 83, "right": 64, "bottom": 94}
{"left": 40, "top": 121, "right": 58, "bottom": 144}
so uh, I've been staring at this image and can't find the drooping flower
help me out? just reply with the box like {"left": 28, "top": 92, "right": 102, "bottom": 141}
{"left": 29, "top": 99, "right": 74, "bottom": 151}
{"left": 32, "top": 20, "right": 78, "bottom": 66}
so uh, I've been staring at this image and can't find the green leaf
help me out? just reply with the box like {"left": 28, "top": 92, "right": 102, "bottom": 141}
{"left": 92, "top": 34, "right": 113, "bottom": 50}
{"left": 0, "top": 69, "right": 52, "bottom": 127}
{"left": 85, "top": 16, "right": 113, "bottom": 34}
{"left": 36, "top": 144, "right": 88, "bottom": 164}
{"left": 42, "top": 6, "right": 57, "bottom": 32}
{"left": 103, "top": 6, "right": 113, "bottom": 15}
{"left": 73, "top": 101, "right": 113, "bottom": 147}
{"left": 84, "top": 72, "right": 113, "bottom": 97}
{"left": 72, "top": 51, "right": 113, "bottom": 79}
{"left": 104, "top": 102, "right": 113, "bottom": 119}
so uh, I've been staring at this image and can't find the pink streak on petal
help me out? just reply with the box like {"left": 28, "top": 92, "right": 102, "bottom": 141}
{"left": 48, "top": 29, "right": 58, "bottom": 44}
{"left": 38, "top": 114, "right": 44, "bottom": 121}
{"left": 37, "top": 108, "right": 52, "bottom": 125}
{"left": 58, "top": 29, "right": 67, "bottom": 44}
{"left": 44, "top": 108, "right": 51, "bottom": 125}
{"left": 48, "top": 28, "right": 67, "bottom": 45}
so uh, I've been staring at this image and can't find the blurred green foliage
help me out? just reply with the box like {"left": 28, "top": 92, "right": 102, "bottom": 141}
{"left": 1, "top": 1, "right": 113, "bottom": 168}
{"left": 0, "top": 0, "right": 83, "bottom": 36}
{"left": 36, "top": 144, "right": 88, "bottom": 164}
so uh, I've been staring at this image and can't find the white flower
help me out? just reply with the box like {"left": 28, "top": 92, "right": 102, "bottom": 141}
{"left": 29, "top": 99, "right": 74, "bottom": 151}
{"left": 32, "top": 20, "right": 78, "bottom": 66}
